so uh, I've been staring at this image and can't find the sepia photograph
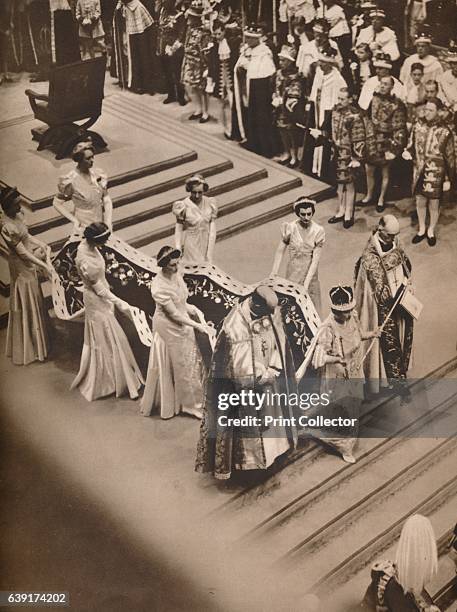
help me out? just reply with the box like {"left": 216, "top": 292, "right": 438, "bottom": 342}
{"left": 0, "top": 0, "right": 456, "bottom": 610}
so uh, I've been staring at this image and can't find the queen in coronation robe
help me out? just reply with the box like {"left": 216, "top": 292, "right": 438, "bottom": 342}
{"left": 195, "top": 286, "right": 299, "bottom": 480}
{"left": 302, "top": 286, "right": 380, "bottom": 464}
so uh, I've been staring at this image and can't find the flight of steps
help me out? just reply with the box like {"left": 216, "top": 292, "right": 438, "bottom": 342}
{"left": 209, "top": 359, "right": 457, "bottom": 610}
{"left": 0, "top": 92, "right": 334, "bottom": 324}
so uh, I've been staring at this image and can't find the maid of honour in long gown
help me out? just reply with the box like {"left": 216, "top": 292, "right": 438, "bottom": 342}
{"left": 140, "top": 246, "right": 215, "bottom": 419}
{"left": 0, "top": 187, "right": 53, "bottom": 365}
{"left": 271, "top": 197, "right": 325, "bottom": 316}
{"left": 71, "top": 222, "right": 144, "bottom": 401}
{"left": 173, "top": 174, "right": 217, "bottom": 264}
{"left": 53, "top": 141, "right": 112, "bottom": 238}
{"left": 49, "top": 150, "right": 322, "bottom": 404}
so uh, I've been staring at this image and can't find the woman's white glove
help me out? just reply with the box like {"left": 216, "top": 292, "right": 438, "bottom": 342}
{"left": 258, "top": 367, "right": 280, "bottom": 385}
{"left": 116, "top": 300, "right": 131, "bottom": 315}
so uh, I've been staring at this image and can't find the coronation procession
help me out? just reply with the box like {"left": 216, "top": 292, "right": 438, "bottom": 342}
{"left": 0, "top": 0, "right": 457, "bottom": 610}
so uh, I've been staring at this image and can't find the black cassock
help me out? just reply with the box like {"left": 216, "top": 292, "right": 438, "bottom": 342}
{"left": 245, "top": 76, "right": 279, "bottom": 158}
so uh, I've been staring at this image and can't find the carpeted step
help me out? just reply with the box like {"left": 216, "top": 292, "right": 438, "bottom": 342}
{"left": 26, "top": 150, "right": 199, "bottom": 212}
{"left": 32, "top": 163, "right": 274, "bottom": 251}
{"left": 26, "top": 152, "right": 233, "bottom": 235}
{"left": 116, "top": 171, "right": 301, "bottom": 249}
{"left": 140, "top": 183, "right": 334, "bottom": 258}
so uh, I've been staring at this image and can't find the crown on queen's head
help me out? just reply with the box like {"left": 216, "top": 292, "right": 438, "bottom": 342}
{"left": 329, "top": 286, "right": 356, "bottom": 311}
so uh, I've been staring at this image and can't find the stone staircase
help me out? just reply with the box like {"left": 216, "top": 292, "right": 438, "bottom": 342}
{"left": 2, "top": 82, "right": 457, "bottom": 612}
{"left": 0, "top": 93, "right": 333, "bottom": 324}
{"left": 206, "top": 358, "right": 457, "bottom": 610}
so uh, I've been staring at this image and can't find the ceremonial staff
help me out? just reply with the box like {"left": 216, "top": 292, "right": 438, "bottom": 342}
{"left": 297, "top": 104, "right": 313, "bottom": 173}
{"left": 359, "top": 285, "right": 406, "bottom": 367}
{"left": 273, "top": 0, "right": 277, "bottom": 46}
{"left": 257, "top": 0, "right": 263, "bottom": 23}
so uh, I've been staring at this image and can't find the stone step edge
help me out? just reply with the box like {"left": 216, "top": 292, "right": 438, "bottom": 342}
{"left": 432, "top": 556, "right": 457, "bottom": 609}
{"left": 0, "top": 171, "right": 297, "bottom": 298}
{"left": 311, "top": 477, "right": 457, "bottom": 597}
{"left": 104, "top": 97, "right": 308, "bottom": 186}
{"left": 282, "top": 437, "right": 457, "bottom": 564}
{"left": 130, "top": 176, "right": 302, "bottom": 250}
{"left": 113, "top": 168, "right": 268, "bottom": 235}
{"left": 0, "top": 180, "right": 319, "bottom": 318}
{"left": 243, "top": 385, "right": 456, "bottom": 545}
{"left": 212, "top": 355, "right": 457, "bottom": 516}
{"left": 47, "top": 168, "right": 278, "bottom": 253}
{"left": 26, "top": 151, "right": 199, "bottom": 212}
{"left": 218, "top": 185, "right": 334, "bottom": 242}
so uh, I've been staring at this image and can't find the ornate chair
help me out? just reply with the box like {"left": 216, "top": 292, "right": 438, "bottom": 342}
{"left": 25, "top": 56, "right": 107, "bottom": 160}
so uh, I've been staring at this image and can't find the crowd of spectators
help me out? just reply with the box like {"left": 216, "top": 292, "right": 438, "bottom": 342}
{"left": 1, "top": 0, "right": 456, "bottom": 242}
